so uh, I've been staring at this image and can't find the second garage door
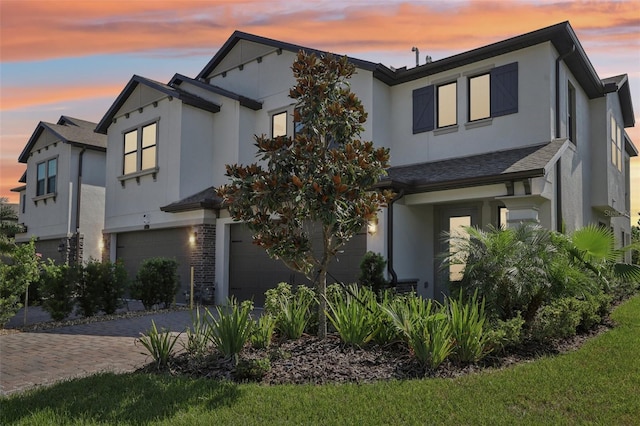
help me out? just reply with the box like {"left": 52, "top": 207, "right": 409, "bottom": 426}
{"left": 229, "top": 224, "right": 366, "bottom": 306}
{"left": 116, "top": 228, "right": 191, "bottom": 303}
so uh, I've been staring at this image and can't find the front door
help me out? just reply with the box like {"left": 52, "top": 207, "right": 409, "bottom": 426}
{"left": 434, "top": 205, "right": 480, "bottom": 301}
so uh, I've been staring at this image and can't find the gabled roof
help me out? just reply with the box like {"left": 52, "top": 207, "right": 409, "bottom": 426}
{"left": 199, "top": 22, "right": 624, "bottom": 103}
{"left": 10, "top": 185, "right": 26, "bottom": 193}
{"left": 18, "top": 118, "right": 106, "bottom": 163}
{"left": 57, "top": 116, "right": 97, "bottom": 130}
{"left": 382, "top": 139, "right": 568, "bottom": 194}
{"left": 602, "top": 74, "right": 635, "bottom": 128}
{"left": 95, "top": 75, "right": 222, "bottom": 134}
{"left": 160, "top": 186, "right": 223, "bottom": 213}
{"left": 195, "top": 30, "right": 395, "bottom": 84}
{"left": 18, "top": 171, "right": 26, "bottom": 183}
{"left": 169, "top": 73, "right": 263, "bottom": 110}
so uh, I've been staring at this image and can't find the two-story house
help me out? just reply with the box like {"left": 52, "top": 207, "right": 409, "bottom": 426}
{"left": 12, "top": 116, "right": 107, "bottom": 264}
{"left": 96, "top": 21, "right": 636, "bottom": 305}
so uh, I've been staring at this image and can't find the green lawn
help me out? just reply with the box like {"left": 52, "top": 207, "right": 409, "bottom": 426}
{"left": 2, "top": 295, "right": 639, "bottom": 425}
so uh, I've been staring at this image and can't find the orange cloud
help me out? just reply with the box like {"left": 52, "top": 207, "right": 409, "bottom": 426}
{"left": 1, "top": 83, "right": 122, "bottom": 111}
{"left": 1, "top": 1, "right": 637, "bottom": 63}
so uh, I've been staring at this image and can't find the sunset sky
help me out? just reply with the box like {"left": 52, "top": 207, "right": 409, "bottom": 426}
{"left": 1, "top": 0, "right": 638, "bottom": 224}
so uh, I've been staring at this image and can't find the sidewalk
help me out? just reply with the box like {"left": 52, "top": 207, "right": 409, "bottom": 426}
{"left": 0, "top": 305, "right": 194, "bottom": 396}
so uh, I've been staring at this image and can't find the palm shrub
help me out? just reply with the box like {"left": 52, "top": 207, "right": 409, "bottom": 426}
{"left": 444, "top": 224, "right": 559, "bottom": 323}
{"left": 446, "top": 291, "right": 490, "bottom": 364}
{"left": 206, "top": 298, "right": 254, "bottom": 363}
{"left": 137, "top": 320, "right": 180, "bottom": 369}
{"left": 251, "top": 313, "right": 277, "bottom": 349}
{"left": 326, "top": 283, "right": 379, "bottom": 346}
{"left": 131, "top": 258, "right": 179, "bottom": 309}
{"left": 372, "top": 290, "right": 403, "bottom": 345}
{"left": 39, "top": 260, "right": 78, "bottom": 321}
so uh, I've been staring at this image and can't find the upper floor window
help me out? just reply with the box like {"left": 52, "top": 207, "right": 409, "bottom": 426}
{"left": 123, "top": 122, "right": 157, "bottom": 175}
{"left": 36, "top": 158, "right": 57, "bottom": 196}
{"left": 610, "top": 116, "right": 622, "bottom": 172}
{"left": 568, "top": 83, "right": 576, "bottom": 144}
{"left": 437, "top": 81, "right": 457, "bottom": 128}
{"left": 412, "top": 62, "right": 518, "bottom": 134}
{"left": 469, "top": 73, "right": 490, "bottom": 121}
{"left": 272, "top": 111, "right": 287, "bottom": 138}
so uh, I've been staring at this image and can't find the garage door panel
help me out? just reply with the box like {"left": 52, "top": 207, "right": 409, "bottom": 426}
{"left": 116, "top": 228, "right": 191, "bottom": 301}
{"left": 230, "top": 224, "right": 365, "bottom": 306}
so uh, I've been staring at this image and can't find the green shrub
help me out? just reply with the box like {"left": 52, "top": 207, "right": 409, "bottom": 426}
{"left": 131, "top": 258, "right": 180, "bottom": 309}
{"left": 408, "top": 314, "right": 453, "bottom": 370}
{"left": 326, "top": 283, "right": 379, "bottom": 346}
{"left": 372, "top": 290, "right": 402, "bottom": 345}
{"left": 358, "top": 251, "right": 388, "bottom": 294}
{"left": 206, "top": 298, "right": 254, "bottom": 363}
{"left": 76, "top": 260, "right": 105, "bottom": 317}
{"left": 251, "top": 313, "right": 277, "bottom": 349}
{"left": 0, "top": 240, "right": 40, "bottom": 327}
{"left": 276, "top": 289, "right": 315, "bottom": 339}
{"left": 264, "top": 282, "right": 293, "bottom": 316}
{"left": 485, "top": 314, "right": 525, "bottom": 353}
{"left": 137, "top": 320, "right": 180, "bottom": 369}
{"left": 182, "top": 307, "right": 211, "bottom": 358}
{"left": 101, "top": 260, "right": 128, "bottom": 314}
{"left": 235, "top": 357, "right": 271, "bottom": 381}
{"left": 530, "top": 297, "right": 582, "bottom": 341}
{"left": 383, "top": 292, "right": 436, "bottom": 339}
{"left": 446, "top": 291, "right": 490, "bottom": 364}
{"left": 39, "top": 260, "right": 78, "bottom": 321}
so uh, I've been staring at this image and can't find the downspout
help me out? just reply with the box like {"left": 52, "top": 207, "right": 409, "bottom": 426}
{"left": 386, "top": 189, "right": 405, "bottom": 286}
{"left": 554, "top": 46, "right": 575, "bottom": 232}
{"left": 75, "top": 148, "right": 85, "bottom": 263}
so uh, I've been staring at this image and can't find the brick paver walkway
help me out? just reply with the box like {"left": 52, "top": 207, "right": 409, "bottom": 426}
{"left": 0, "top": 309, "right": 194, "bottom": 396}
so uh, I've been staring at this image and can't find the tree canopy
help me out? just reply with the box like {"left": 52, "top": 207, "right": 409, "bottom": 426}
{"left": 218, "top": 51, "right": 393, "bottom": 337}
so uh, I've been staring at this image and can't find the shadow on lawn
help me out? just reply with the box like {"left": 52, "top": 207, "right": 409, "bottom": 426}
{"left": 1, "top": 372, "right": 241, "bottom": 424}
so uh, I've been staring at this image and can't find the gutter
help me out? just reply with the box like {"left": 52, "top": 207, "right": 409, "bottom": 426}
{"left": 386, "top": 189, "right": 405, "bottom": 286}
{"left": 74, "top": 148, "right": 85, "bottom": 264}
{"left": 554, "top": 45, "right": 574, "bottom": 232}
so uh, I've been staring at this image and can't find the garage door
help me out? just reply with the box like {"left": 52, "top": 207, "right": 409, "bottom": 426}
{"left": 229, "top": 224, "right": 366, "bottom": 306}
{"left": 116, "top": 228, "right": 191, "bottom": 302}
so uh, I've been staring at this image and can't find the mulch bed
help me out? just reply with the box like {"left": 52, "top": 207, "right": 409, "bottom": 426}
{"left": 143, "top": 319, "right": 615, "bottom": 385}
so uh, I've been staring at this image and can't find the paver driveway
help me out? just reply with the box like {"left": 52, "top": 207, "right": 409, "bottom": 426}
{"left": 0, "top": 310, "right": 193, "bottom": 396}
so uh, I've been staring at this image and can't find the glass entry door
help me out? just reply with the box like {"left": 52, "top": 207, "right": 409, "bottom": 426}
{"left": 434, "top": 205, "right": 479, "bottom": 301}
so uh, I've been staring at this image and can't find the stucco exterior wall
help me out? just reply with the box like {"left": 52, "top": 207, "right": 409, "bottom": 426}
{"left": 387, "top": 43, "right": 555, "bottom": 167}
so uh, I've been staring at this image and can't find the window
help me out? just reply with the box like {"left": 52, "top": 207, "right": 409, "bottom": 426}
{"left": 611, "top": 116, "right": 622, "bottom": 172}
{"left": 413, "top": 62, "right": 518, "bottom": 134}
{"left": 123, "top": 122, "right": 157, "bottom": 175}
{"left": 437, "top": 81, "right": 457, "bottom": 128}
{"left": 498, "top": 206, "right": 509, "bottom": 229}
{"left": 568, "top": 83, "right": 576, "bottom": 144}
{"left": 272, "top": 111, "right": 287, "bottom": 138}
{"left": 36, "top": 158, "right": 57, "bottom": 196}
{"left": 21, "top": 193, "right": 26, "bottom": 214}
{"left": 469, "top": 74, "right": 490, "bottom": 121}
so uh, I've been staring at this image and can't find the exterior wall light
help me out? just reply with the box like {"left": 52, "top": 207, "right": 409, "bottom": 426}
{"left": 189, "top": 232, "right": 197, "bottom": 246}
{"left": 367, "top": 216, "right": 378, "bottom": 236}
{"left": 98, "top": 239, "right": 104, "bottom": 251}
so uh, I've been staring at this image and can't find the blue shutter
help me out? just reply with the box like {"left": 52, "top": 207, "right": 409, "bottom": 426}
{"left": 413, "top": 85, "right": 434, "bottom": 133}
{"left": 490, "top": 62, "right": 518, "bottom": 117}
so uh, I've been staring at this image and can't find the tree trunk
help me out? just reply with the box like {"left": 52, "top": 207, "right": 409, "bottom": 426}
{"left": 317, "top": 267, "right": 327, "bottom": 339}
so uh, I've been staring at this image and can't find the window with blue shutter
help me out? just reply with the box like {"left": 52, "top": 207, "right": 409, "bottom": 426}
{"left": 490, "top": 62, "right": 518, "bottom": 117}
{"left": 413, "top": 85, "right": 434, "bottom": 134}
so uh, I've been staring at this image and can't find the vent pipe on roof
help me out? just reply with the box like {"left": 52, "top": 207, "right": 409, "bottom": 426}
{"left": 411, "top": 47, "right": 419, "bottom": 67}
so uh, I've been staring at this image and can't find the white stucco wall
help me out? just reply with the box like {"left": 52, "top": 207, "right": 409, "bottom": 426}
{"left": 79, "top": 184, "right": 105, "bottom": 262}
{"left": 387, "top": 43, "right": 555, "bottom": 167}
{"left": 17, "top": 140, "right": 72, "bottom": 242}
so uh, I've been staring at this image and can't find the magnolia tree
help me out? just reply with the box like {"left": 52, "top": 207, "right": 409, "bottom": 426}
{"left": 218, "top": 51, "right": 393, "bottom": 338}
